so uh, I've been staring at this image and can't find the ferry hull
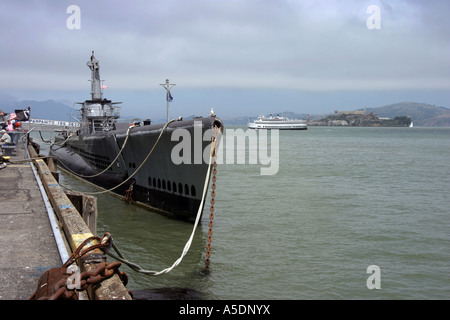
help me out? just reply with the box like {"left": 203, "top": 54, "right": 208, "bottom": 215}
{"left": 248, "top": 115, "right": 307, "bottom": 130}
{"left": 248, "top": 123, "right": 307, "bottom": 130}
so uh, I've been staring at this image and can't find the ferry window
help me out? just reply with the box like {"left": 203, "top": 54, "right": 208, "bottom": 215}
{"left": 153, "top": 178, "right": 156, "bottom": 188}
{"left": 184, "top": 184, "right": 189, "bottom": 195}
{"left": 148, "top": 177, "right": 152, "bottom": 186}
{"left": 173, "top": 182, "right": 177, "bottom": 193}
{"left": 178, "top": 183, "right": 183, "bottom": 194}
{"left": 191, "top": 185, "right": 196, "bottom": 197}
{"left": 162, "top": 180, "right": 166, "bottom": 190}
{"left": 167, "top": 180, "right": 171, "bottom": 191}
{"left": 158, "top": 179, "right": 161, "bottom": 189}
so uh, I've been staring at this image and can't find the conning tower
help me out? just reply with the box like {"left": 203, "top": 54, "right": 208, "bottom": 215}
{"left": 79, "top": 51, "right": 122, "bottom": 134}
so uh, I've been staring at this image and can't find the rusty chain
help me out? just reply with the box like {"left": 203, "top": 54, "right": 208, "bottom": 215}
{"left": 204, "top": 160, "right": 217, "bottom": 273}
{"left": 125, "top": 184, "right": 134, "bottom": 203}
{"left": 30, "top": 233, "right": 129, "bottom": 300}
{"left": 203, "top": 125, "right": 221, "bottom": 274}
{"left": 39, "top": 261, "right": 128, "bottom": 300}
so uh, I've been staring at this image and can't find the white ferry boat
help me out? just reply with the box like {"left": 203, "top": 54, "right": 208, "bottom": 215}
{"left": 248, "top": 114, "right": 307, "bottom": 130}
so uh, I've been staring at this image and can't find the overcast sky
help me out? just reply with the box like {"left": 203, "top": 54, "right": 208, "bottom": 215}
{"left": 0, "top": 0, "right": 449, "bottom": 119}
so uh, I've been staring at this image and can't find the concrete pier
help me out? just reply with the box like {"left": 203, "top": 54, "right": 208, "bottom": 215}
{"left": 0, "top": 136, "right": 131, "bottom": 300}
{"left": 0, "top": 140, "right": 61, "bottom": 300}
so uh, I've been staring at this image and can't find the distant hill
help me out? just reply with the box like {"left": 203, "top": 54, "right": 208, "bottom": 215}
{"left": 2, "top": 100, "right": 449, "bottom": 127}
{"left": 226, "top": 102, "right": 450, "bottom": 127}
{"left": 359, "top": 102, "right": 450, "bottom": 127}
{"left": 0, "top": 100, "right": 77, "bottom": 121}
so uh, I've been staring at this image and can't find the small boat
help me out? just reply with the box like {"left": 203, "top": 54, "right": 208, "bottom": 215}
{"left": 248, "top": 114, "right": 307, "bottom": 130}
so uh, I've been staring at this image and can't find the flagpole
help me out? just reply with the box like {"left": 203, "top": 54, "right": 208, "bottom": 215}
{"left": 160, "top": 79, "right": 175, "bottom": 122}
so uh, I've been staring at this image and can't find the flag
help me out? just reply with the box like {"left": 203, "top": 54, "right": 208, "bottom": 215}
{"left": 101, "top": 84, "right": 108, "bottom": 90}
{"left": 15, "top": 106, "right": 31, "bottom": 121}
{"left": 166, "top": 91, "right": 173, "bottom": 102}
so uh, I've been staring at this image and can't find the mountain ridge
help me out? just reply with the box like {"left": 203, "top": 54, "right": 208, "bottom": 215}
{"left": 0, "top": 100, "right": 77, "bottom": 121}
{"left": 358, "top": 102, "right": 450, "bottom": 127}
{"left": 244, "top": 102, "right": 450, "bottom": 127}
{"left": 1, "top": 100, "right": 449, "bottom": 126}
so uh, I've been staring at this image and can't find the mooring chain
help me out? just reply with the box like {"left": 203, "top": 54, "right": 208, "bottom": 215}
{"left": 30, "top": 233, "right": 129, "bottom": 300}
{"left": 34, "top": 261, "right": 128, "bottom": 300}
{"left": 125, "top": 183, "right": 134, "bottom": 204}
{"left": 203, "top": 125, "right": 221, "bottom": 273}
{"left": 204, "top": 160, "right": 217, "bottom": 273}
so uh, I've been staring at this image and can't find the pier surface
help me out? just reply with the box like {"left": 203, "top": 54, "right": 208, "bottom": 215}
{"left": 0, "top": 143, "right": 62, "bottom": 300}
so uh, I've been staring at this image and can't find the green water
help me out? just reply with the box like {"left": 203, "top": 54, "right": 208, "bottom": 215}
{"left": 38, "top": 126, "right": 450, "bottom": 299}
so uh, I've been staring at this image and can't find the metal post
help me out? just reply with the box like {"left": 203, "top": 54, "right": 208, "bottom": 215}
{"left": 160, "top": 79, "right": 175, "bottom": 122}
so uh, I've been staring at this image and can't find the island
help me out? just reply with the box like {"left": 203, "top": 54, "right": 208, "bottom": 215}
{"left": 309, "top": 110, "right": 412, "bottom": 127}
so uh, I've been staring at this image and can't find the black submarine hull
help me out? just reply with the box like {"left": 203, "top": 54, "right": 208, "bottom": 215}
{"left": 50, "top": 117, "right": 222, "bottom": 221}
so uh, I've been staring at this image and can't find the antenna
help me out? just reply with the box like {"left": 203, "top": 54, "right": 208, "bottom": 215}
{"left": 160, "top": 79, "right": 175, "bottom": 122}
{"left": 87, "top": 51, "right": 102, "bottom": 100}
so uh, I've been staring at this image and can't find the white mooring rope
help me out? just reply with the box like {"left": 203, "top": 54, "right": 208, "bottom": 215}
{"left": 105, "top": 137, "right": 217, "bottom": 275}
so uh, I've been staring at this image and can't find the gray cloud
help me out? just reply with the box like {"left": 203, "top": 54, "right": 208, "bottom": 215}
{"left": 0, "top": 0, "right": 449, "bottom": 94}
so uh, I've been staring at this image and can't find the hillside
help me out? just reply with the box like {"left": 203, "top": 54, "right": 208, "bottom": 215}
{"left": 245, "top": 102, "right": 450, "bottom": 127}
{"left": 1, "top": 100, "right": 77, "bottom": 121}
{"left": 360, "top": 102, "right": 450, "bottom": 127}
{"left": 2, "top": 99, "right": 449, "bottom": 127}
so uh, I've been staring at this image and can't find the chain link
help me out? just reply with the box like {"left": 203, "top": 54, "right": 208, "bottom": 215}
{"left": 30, "top": 233, "right": 129, "bottom": 300}
{"left": 203, "top": 125, "right": 221, "bottom": 274}
{"left": 204, "top": 160, "right": 217, "bottom": 273}
{"left": 37, "top": 261, "right": 128, "bottom": 300}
